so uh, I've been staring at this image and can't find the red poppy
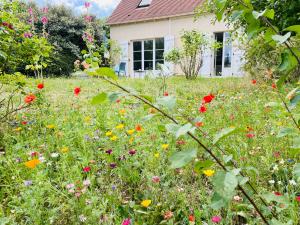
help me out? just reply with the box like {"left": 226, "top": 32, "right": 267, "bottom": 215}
{"left": 296, "top": 196, "right": 300, "bottom": 202}
{"left": 116, "top": 99, "right": 121, "bottom": 103}
{"left": 199, "top": 105, "right": 207, "bottom": 113}
{"left": 83, "top": 166, "right": 91, "bottom": 172}
{"left": 24, "top": 94, "right": 36, "bottom": 104}
{"left": 163, "top": 92, "right": 169, "bottom": 96}
{"left": 188, "top": 215, "right": 195, "bottom": 222}
{"left": 74, "top": 87, "right": 81, "bottom": 96}
{"left": 246, "top": 133, "right": 255, "bottom": 138}
{"left": 21, "top": 121, "right": 28, "bottom": 125}
{"left": 37, "top": 83, "right": 44, "bottom": 89}
{"left": 274, "top": 192, "right": 282, "bottom": 196}
{"left": 252, "top": 79, "right": 257, "bottom": 84}
{"left": 135, "top": 124, "right": 142, "bottom": 131}
{"left": 202, "top": 94, "right": 215, "bottom": 104}
{"left": 272, "top": 83, "right": 277, "bottom": 89}
{"left": 195, "top": 121, "right": 204, "bottom": 127}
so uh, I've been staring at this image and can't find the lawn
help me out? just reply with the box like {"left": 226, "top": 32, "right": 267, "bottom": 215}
{"left": 0, "top": 77, "right": 299, "bottom": 224}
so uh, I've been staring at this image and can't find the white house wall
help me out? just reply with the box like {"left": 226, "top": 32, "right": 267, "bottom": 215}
{"left": 110, "top": 14, "right": 242, "bottom": 77}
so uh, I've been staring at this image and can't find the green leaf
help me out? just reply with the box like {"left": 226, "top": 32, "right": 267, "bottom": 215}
{"left": 277, "top": 127, "right": 296, "bottom": 138}
{"left": 194, "top": 160, "right": 214, "bottom": 173}
{"left": 284, "top": 25, "right": 300, "bottom": 34}
{"left": 278, "top": 50, "right": 298, "bottom": 73}
{"left": 272, "top": 32, "right": 291, "bottom": 44}
{"left": 176, "top": 123, "right": 194, "bottom": 138}
{"left": 156, "top": 96, "right": 176, "bottom": 110}
{"left": 213, "top": 127, "right": 236, "bottom": 144}
{"left": 238, "top": 176, "right": 249, "bottom": 185}
{"left": 169, "top": 148, "right": 197, "bottom": 169}
{"left": 252, "top": 9, "right": 274, "bottom": 20}
{"left": 91, "top": 92, "right": 107, "bottom": 105}
{"left": 262, "top": 193, "right": 290, "bottom": 205}
{"left": 108, "top": 92, "right": 121, "bottom": 102}
{"left": 271, "top": 219, "right": 293, "bottom": 225}
{"left": 94, "top": 67, "right": 118, "bottom": 80}
{"left": 223, "top": 155, "right": 233, "bottom": 164}
{"left": 212, "top": 171, "right": 238, "bottom": 200}
{"left": 165, "top": 123, "right": 181, "bottom": 135}
{"left": 291, "top": 137, "right": 300, "bottom": 149}
{"left": 264, "top": 102, "right": 281, "bottom": 107}
{"left": 210, "top": 192, "right": 227, "bottom": 210}
{"left": 140, "top": 95, "right": 154, "bottom": 103}
{"left": 293, "top": 163, "right": 300, "bottom": 180}
{"left": 0, "top": 50, "right": 7, "bottom": 60}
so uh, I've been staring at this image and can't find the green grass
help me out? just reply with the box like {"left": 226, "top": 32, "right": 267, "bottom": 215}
{"left": 0, "top": 77, "right": 299, "bottom": 224}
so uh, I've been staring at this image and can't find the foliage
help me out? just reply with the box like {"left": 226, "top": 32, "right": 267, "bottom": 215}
{"left": 165, "top": 30, "right": 209, "bottom": 80}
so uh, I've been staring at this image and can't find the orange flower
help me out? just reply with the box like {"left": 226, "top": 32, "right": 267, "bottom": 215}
{"left": 135, "top": 124, "right": 143, "bottom": 132}
{"left": 24, "top": 94, "right": 36, "bottom": 104}
{"left": 25, "top": 159, "right": 41, "bottom": 169}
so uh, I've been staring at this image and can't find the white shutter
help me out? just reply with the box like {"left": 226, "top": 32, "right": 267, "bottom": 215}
{"left": 119, "top": 41, "right": 129, "bottom": 76}
{"left": 164, "top": 35, "right": 175, "bottom": 76}
{"left": 200, "top": 33, "right": 214, "bottom": 77}
{"left": 231, "top": 40, "right": 244, "bottom": 77}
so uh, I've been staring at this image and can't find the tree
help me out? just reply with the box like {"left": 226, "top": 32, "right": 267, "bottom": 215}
{"left": 165, "top": 30, "right": 208, "bottom": 79}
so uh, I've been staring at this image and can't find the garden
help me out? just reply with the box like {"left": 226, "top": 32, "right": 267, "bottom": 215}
{"left": 0, "top": 0, "right": 300, "bottom": 225}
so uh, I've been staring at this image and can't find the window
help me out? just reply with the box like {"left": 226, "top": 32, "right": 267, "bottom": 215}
{"left": 133, "top": 38, "right": 164, "bottom": 71}
{"left": 138, "top": 0, "right": 152, "bottom": 8}
{"left": 223, "top": 32, "right": 232, "bottom": 68}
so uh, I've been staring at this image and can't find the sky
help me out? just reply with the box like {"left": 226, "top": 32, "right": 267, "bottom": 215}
{"left": 26, "top": 0, "right": 121, "bottom": 18}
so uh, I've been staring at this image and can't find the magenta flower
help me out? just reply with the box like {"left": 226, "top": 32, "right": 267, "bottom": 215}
{"left": 84, "top": 15, "right": 92, "bottom": 22}
{"left": 84, "top": 2, "right": 91, "bottom": 8}
{"left": 105, "top": 149, "right": 113, "bottom": 155}
{"left": 109, "top": 163, "right": 117, "bottom": 169}
{"left": 41, "top": 16, "right": 48, "bottom": 24}
{"left": 42, "top": 7, "right": 48, "bottom": 13}
{"left": 24, "top": 32, "right": 33, "bottom": 38}
{"left": 128, "top": 149, "right": 136, "bottom": 155}
{"left": 211, "top": 216, "right": 221, "bottom": 223}
{"left": 122, "top": 218, "right": 131, "bottom": 225}
{"left": 152, "top": 176, "right": 160, "bottom": 183}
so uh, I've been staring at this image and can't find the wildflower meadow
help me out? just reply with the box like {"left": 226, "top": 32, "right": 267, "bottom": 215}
{"left": 1, "top": 0, "right": 300, "bottom": 225}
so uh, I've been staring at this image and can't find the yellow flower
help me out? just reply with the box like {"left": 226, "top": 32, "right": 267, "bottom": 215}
{"left": 14, "top": 127, "right": 22, "bottom": 131}
{"left": 111, "top": 135, "right": 118, "bottom": 141}
{"left": 84, "top": 116, "right": 91, "bottom": 123}
{"left": 141, "top": 199, "right": 152, "bottom": 208}
{"left": 154, "top": 152, "right": 160, "bottom": 158}
{"left": 119, "top": 109, "right": 126, "bottom": 115}
{"left": 46, "top": 124, "right": 55, "bottom": 129}
{"left": 106, "top": 131, "right": 113, "bottom": 136}
{"left": 127, "top": 129, "right": 135, "bottom": 135}
{"left": 116, "top": 124, "right": 125, "bottom": 129}
{"left": 276, "top": 121, "right": 283, "bottom": 126}
{"left": 203, "top": 169, "right": 215, "bottom": 177}
{"left": 61, "top": 147, "right": 69, "bottom": 153}
{"left": 25, "top": 159, "right": 41, "bottom": 169}
{"left": 162, "top": 144, "right": 169, "bottom": 150}
{"left": 129, "top": 137, "right": 134, "bottom": 144}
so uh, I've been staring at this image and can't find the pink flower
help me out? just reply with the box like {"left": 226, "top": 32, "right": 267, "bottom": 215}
{"left": 42, "top": 7, "right": 48, "bottom": 13}
{"left": 246, "top": 133, "right": 255, "bottom": 138}
{"left": 83, "top": 166, "right": 91, "bottom": 172}
{"left": 122, "top": 218, "right": 131, "bottom": 225}
{"left": 84, "top": 15, "right": 92, "bottom": 22}
{"left": 296, "top": 196, "right": 300, "bottom": 202}
{"left": 41, "top": 16, "right": 48, "bottom": 24}
{"left": 85, "top": 2, "right": 91, "bottom": 8}
{"left": 28, "top": 7, "right": 33, "bottom": 15}
{"left": 24, "top": 32, "right": 33, "bottom": 38}
{"left": 152, "top": 176, "right": 160, "bottom": 183}
{"left": 211, "top": 216, "right": 221, "bottom": 223}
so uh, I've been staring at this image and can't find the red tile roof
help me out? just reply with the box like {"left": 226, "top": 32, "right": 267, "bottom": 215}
{"left": 107, "top": 0, "right": 204, "bottom": 25}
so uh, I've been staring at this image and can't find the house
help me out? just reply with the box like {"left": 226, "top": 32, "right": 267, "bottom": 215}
{"left": 107, "top": 0, "right": 244, "bottom": 78}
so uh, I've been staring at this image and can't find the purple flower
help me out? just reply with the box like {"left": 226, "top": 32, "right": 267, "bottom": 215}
{"left": 105, "top": 149, "right": 113, "bottom": 155}
{"left": 41, "top": 16, "right": 48, "bottom": 24}
{"left": 84, "top": 2, "right": 91, "bottom": 8}
{"left": 112, "top": 185, "right": 116, "bottom": 190}
{"left": 84, "top": 134, "right": 91, "bottom": 141}
{"left": 24, "top": 32, "right": 33, "bottom": 38}
{"left": 128, "top": 149, "right": 136, "bottom": 155}
{"left": 24, "top": 180, "right": 32, "bottom": 186}
{"left": 109, "top": 163, "right": 117, "bottom": 169}
{"left": 16, "top": 158, "right": 22, "bottom": 163}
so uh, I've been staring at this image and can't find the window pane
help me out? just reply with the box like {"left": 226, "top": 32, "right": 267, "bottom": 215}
{"left": 155, "top": 60, "right": 164, "bottom": 69}
{"left": 155, "top": 38, "right": 164, "bottom": 49}
{"left": 144, "top": 61, "right": 153, "bottom": 70}
{"left": 134, "top": 52, "right": 142, "bottom": 61}
{"left": 138, "top": 0, "right": 152, "bottom": 7}
{"left": 133, "top": 41, "right": 141, "bottom": 51}
{"left": 144, "top": 50, "right": 153, "bottom": 60}
{"left": 134, "top": 61, "right": 142, "bottom": 71}
{"left": 144, "top": 40, "right": 153, "bottom": 50}
{"left": 224, "top": 32, "right": 232, "bottom": 68}
{"left": 155, "top": 50, "right": 164, "bottom": 60}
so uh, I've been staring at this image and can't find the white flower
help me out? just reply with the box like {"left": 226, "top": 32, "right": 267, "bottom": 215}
{"left": 279, "top": 159, "right": 284, "bottom": 164}
{"left": 268, "top": 180, "right": 275, "bottom": 184}
{"left": 273, "top": 165, "right": 278, "bottom": 171}
{"left": 39, "top": 156, "right": 45, "bottom": 162}
{"left": 51, "top": 152, "right": 59, "bottom": 158}
{"left": 277, "top": 181, "right": 282, "bottom": 185}
{"left": 289, "top": 180, "right": 297, "bottom": 186}
{"left": 79, "top": 214, "right": 87, "bottom": 222}
{"left": 83, "top": 179, "right": 91, "bottom": 186}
